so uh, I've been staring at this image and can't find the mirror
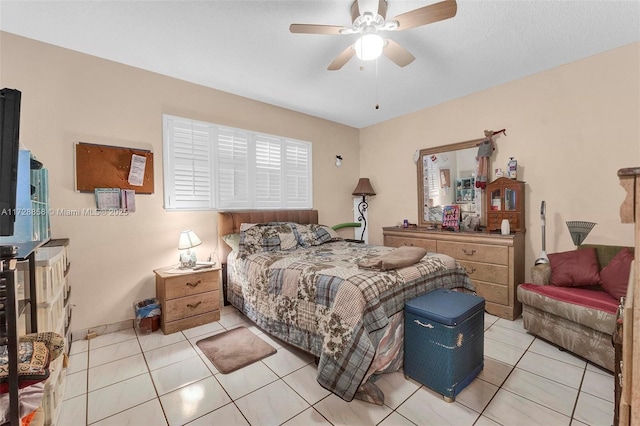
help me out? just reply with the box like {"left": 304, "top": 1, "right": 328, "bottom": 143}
{"left": 505, "top": 188, "right": 517, "bottom": 211}
{"left": 417, "top": 138, "right": 487, "bottom": 230}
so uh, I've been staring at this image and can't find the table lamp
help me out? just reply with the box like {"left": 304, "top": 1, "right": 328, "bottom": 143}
{"left": 178, "top": 230, "right": 201, "bottom": 268}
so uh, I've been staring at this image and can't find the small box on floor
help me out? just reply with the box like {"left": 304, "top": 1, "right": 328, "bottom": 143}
{"left": 404, "top": 289, "right": 485, "bottom": 402}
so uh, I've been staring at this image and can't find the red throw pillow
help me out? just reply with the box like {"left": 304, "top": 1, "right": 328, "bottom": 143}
{"left": 549, "top": 248, "right": 601, "bottom": 287}
{"left": 600, "top": 247, "right": 634, "bottom": 301}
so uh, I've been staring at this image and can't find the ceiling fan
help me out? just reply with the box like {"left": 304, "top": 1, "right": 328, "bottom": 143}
{"left": 290, "top": 0, "right": 457, "bottom": 71}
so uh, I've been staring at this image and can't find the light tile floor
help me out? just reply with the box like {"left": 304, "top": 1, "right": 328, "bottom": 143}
{"left": 58, "top": 306, "right": 615, "bottom": 426}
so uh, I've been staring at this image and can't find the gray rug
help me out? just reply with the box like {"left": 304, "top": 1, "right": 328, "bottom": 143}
{"left": 196, "top": 326, "right": 277, "bottom": 374}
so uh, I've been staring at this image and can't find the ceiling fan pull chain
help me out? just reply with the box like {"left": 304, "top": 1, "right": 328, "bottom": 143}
{"left": 375, "top": 58, "right": 380, "bottom": 110}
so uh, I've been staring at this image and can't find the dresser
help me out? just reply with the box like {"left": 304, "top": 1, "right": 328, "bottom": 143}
{"left": 383, "top": 227, "right": 525, "bottom": 320}
{"left": 617, "top": 166, "right": 640, "bottom": 426}
{"left": 154, "top": 267, "right": 221, "bottom": 334}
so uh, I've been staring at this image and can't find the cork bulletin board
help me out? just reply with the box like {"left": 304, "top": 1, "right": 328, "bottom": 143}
{"left": 75, "top": 142, "right": 154, "bottom": 193}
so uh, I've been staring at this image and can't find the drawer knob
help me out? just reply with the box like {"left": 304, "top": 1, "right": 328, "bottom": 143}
{"left": 186, "top": 280, "right": 201, "bottom": 288}
{"left": 462, "top": 248, "right": 476, "bottom": 256}
{"left": 187, "top": 301, "right": 202, "bottom": 309}
{"left": 464, "top": 267, "right": 477, "bottom": 275}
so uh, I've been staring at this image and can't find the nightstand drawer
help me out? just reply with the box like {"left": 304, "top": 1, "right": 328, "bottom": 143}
{"left": 164, "top": 271, "right": 218, "bottom": 300}
{"left": 164, "top": 291, "right": 219, "bottom": 322}
{"left": 163, "top": 311, "right": 221, "bottom": 335}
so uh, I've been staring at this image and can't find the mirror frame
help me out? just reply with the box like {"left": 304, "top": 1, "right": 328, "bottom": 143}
{"left": 417, "top": 137, "right": 486, "bottom": 227}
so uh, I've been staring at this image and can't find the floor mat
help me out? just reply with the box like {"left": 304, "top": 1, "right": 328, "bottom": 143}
{"left": 196, "top": 326, "right": 277, "bottom": 374}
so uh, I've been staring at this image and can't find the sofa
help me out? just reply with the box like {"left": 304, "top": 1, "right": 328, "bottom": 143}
{"left": 517, "top": 244, "right": 634, "bottom": 372}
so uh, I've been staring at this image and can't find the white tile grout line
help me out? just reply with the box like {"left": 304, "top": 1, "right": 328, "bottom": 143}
{"left": 69, "top": 317, "right": 615, "bottom": 426}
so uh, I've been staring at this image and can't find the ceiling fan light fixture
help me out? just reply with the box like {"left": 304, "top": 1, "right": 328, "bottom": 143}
{"left": 354, "top": 33, "right": 384, "bottom": 61}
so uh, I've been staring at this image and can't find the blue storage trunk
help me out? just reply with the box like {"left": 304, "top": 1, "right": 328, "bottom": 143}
{"left": 404, "top": 289, "right": 485, "bottom": 401}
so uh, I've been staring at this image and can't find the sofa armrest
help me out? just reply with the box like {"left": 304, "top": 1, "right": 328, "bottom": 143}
{"left": 531, "top": 263, "right": 551, "bottom": 285}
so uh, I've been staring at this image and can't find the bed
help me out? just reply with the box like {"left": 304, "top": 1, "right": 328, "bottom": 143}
{"left": 217, "top": 210, "right": 475, "bottom": 404}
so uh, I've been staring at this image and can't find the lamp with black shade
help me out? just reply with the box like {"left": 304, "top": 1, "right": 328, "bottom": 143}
{"left": 352, "top": 178, "right": 376, "bottom": 242}
{"left": 178, "top": 230, "right": 201, "bottom": 269}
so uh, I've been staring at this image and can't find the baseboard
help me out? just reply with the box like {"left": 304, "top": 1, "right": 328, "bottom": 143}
{"left": 71, "top": 318, "right": 134, "bottom": 342}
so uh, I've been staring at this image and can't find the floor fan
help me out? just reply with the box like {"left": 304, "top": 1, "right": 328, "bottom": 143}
{"left": 535, "top": 201, "right": 549, "bottom": 265}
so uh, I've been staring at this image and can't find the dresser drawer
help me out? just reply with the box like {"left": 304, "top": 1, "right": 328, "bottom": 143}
{"left": 164, "top": 291, "right": 219, "bottom": 322}
{"left": 384, "top": 236, "right": 436, "bottom": 252}
{"left": 457, "top": 260, "right": 509, "bottom": 285}
{"left": 164, "top": 271, "right": 218, "bottom": 300}
{"left": 472, "top": 279, "right": 508, "bottom": 305}
{"left": 487, "top": 213, "right": 521, "bottom": 232}
{"left": 437, "top": 241, "right": 509, "bottom": 265}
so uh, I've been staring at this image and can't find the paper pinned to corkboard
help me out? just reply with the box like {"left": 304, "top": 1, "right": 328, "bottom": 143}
{"left": 128, "top": 154, "right": 147, "bottom": 186}
{"left": 75, "top": 142, "right": 154, "bottom": 194}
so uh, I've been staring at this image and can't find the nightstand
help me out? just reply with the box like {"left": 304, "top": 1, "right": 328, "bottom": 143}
{"left": 153, "top": 266, "right": 221, "bottom": 334}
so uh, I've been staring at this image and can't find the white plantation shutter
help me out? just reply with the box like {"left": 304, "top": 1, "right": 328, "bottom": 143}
{"left": 254, "top": 135, "right": 282, "bottom": 208}
{"left": 163, "top": 116, "right": 214, "bottom": 210}
{"left": 284, "top": 140, "right": 312, "bottom": 208}
{"left": 162, "top": 114, "right": 312, "bottom": 210}
{"left": 216, "top": 127, "right": 250, "bottom": 209}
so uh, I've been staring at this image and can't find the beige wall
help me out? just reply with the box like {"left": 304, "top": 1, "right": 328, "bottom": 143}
{"left": 361, "top": 42, "right": 640, "bottom": 273}
{"left": 0, "top": 32, "right": 360, "bottom": 332}
{"left": 1, "top": 32, "right": 638, "bottom": 332}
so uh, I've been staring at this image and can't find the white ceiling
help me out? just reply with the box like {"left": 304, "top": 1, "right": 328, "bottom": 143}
{"left": 1, "top": 0, "right": 639, "bottom": 128}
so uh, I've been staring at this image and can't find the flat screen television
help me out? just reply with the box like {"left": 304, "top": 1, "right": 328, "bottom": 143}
{"left": 0, "top": 88, "right": 21, "bottom": 237}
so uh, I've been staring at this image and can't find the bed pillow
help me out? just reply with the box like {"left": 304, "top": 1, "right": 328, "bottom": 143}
{"left": 238, "top": 223, "right": 298, "bottom": 257}
{"left": 222, "top": 233, "right": 240, "bottom": 252}
{"left": 548, "top": 248, "right": 601, "bottom": 287}
{"left": 599, "top": 247, "right": 634, "bottom": 301}
{"left": 292, "top": 223, "right": 341, "bottom": 247}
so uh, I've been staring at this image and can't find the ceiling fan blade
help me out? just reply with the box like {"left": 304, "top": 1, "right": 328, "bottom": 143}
{"left": 383, "top": 39, "right": 415, "bottom": 67}
{"left": 327, "top": 45, "right": 356, "bottom": 71}
{"left": 391, "top": 0, "right": 457, "bottom": 31}
{"left": 351, "top": 1, "right": 360, "bottom": 23}
{"left": 378, "top": 0, "right": 388, "bottom": 20}
{"left": 289, "top": 24, "right": 345, "bottom": 35}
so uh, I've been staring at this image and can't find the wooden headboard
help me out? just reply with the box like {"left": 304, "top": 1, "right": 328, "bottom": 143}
{"left": 217, "top": 210, "right": 319, "bottom": 263}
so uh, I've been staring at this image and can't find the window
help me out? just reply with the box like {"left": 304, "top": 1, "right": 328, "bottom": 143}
{"left": 163, "top": 115, "right": 313, "bottom": 211}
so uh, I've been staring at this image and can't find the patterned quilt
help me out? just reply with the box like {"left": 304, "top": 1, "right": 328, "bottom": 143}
{"left": 227, "top": 240, "right": 474, "bottom": 402}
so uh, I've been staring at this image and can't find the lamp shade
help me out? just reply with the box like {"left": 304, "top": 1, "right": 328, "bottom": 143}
{"left": 178, "top": 230, "right": 202, "bottom": 250}
{"left": 352, "top": 178, "right": 376, "bottom": 196}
